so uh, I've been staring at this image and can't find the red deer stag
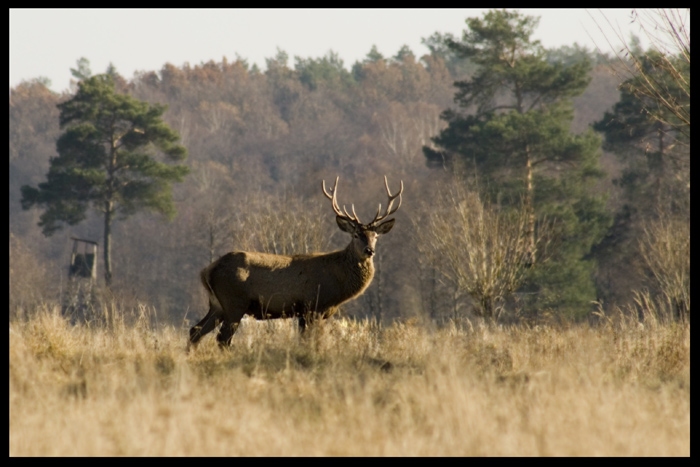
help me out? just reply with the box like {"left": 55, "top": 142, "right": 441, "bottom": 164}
{"left": 189, "top": 176, "right": 403, "bottom": 348}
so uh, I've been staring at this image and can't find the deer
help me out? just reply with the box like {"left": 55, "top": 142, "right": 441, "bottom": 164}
{"left": 189, "top": 176, "right": 403, "bottom": 348}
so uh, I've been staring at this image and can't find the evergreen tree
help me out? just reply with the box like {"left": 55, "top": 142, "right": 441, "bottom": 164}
{"left": 21, "top": 74, "right": 189, "bottom": 287}
{"left": 424, "top": 9, "right": 609, "bottom": 319}
{"left": 364, "top": 45, "right": 385, "bottom": 63}
{"left": 70, "top": 57, "right": 92, "bottom": 81}
{"left": 421, "top": 32, "right": 476, "bottom": 78}
{"left": 594, "top": 51, "right": 689, "bottom": 214}
{"left": 295, "top": 51, "right": 354, "bottom": 91}
{"left": 352, "top": 45, "right": 386, "bottom": 81}
{"left": 393, "top": 45, "right": 415, "bottom": 62}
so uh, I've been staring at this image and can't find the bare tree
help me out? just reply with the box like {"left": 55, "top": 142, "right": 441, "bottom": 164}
{"left": 374, "top": 101, "right": 444, "bottom": 168}
{"left": 415, "top": 181, "right": 550, "bottom": 321}
{"left": 230, "top": 190, "right": 331, "bottom": 256}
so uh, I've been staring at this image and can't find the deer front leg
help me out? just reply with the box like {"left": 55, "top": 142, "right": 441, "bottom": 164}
{"left": 298, "top": 309, "right": 324, "bottom": 335}
{"left": 213, "top": 296, "right": 250, "bottom": 348}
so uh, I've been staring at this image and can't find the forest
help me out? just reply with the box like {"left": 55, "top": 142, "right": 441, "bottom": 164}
{"left": 10, "top": 10, "right": 689, "bottom": 326}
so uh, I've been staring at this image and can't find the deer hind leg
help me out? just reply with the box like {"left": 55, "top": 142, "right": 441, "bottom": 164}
{"left": 189, "top": 303, "right": 222, "bottom": 347}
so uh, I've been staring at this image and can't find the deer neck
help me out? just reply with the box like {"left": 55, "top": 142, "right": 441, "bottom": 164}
{"left": 341, "top": 244, "right": 375, "bottom": 287}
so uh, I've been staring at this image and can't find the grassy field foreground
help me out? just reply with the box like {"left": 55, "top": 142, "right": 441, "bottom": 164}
{"left": 9, "top": 305, "right": 690, "bottom": 456}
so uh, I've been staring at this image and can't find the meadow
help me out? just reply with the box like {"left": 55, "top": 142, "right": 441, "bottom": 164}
{"left": 9, "top": 304, "right": 690, "bottom": 456}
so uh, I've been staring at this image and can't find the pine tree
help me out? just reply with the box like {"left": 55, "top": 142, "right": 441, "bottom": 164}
{"left": 21, "top": 74, "right": 189, "bottom": 287}
{"left": 424, "top": 10, "right": 609, "bottom": 319}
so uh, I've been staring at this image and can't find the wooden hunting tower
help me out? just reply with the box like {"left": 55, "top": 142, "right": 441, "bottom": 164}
{"left": 69, "top": 237, "right": 98, "bottom": 281}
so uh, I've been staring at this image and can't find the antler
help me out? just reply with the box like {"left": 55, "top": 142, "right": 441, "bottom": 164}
{"left": 322, "top": 177, "right": 362, "bottom": 224}
{"left": 369, "top": 176, "right": 403, "bottom": 226}
{"left": 323, "top": 176, "right": 403, "bottom": 226}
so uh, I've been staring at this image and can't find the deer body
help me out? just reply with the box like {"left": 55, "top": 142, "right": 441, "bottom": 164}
{"left": 204, "top": 248, "right": 375, "bottom": 319}
{"left": 189, "top": 177, "right": 402, "bottom": 347}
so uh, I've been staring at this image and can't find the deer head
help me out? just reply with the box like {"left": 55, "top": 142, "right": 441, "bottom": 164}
{"left": 322, "top": 176, "right": 403, "bottom": 260}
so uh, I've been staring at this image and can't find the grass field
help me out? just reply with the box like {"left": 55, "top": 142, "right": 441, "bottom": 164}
{"left": 9, "top": 305, "right": 690, "bottom": 456}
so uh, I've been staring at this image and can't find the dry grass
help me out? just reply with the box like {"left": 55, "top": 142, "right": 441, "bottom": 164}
{"left": 9, "top": 304, "right": 689, "bottom": 456}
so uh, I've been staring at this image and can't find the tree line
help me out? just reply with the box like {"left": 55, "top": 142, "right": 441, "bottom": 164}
{"left": 10, "top": 9, "right": 689, "bottom": 323}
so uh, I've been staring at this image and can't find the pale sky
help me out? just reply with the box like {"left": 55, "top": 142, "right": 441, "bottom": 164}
{"left": 10, "top": 9, "right": 644, "bottom": 94}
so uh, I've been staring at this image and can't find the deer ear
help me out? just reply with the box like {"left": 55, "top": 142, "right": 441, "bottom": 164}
{"left": 336, "top": 216, "right": 356, "bottom": 233}
{"left": 374, "top": 218, "right": 395, "bottom": 235}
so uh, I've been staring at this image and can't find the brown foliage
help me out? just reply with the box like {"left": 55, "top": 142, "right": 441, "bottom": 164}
{"left": 9, "top": 234, "right": 58, "bottom": 313}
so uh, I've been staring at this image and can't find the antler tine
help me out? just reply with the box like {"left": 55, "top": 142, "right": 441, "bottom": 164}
{"left": 370, "top": 176, "right": 404, "bottom": 225}
{"left": 323, "top": 176, "right": 362, "bottom": 224}
{"left": 374, "top": 203, "right": 382, "bottom": 222}
{"left": 342, "top": 204, "right": 362, "bottom": 224}
{"left": 384, "top": 175, "right": 404, "bottom": 214}
{"left": 322, "top": 176, "right": 344, "bottom": 218}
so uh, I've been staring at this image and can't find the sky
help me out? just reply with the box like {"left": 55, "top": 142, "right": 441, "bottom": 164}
{"left": 10, "top": 9, "right": 646, "bottom": 94}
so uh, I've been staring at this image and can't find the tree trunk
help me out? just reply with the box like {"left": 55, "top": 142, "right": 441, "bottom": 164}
{"left": 430, "top": 267, "right": 437, "bottom": 320}
{"left": 376, "top": 249, "right": 383, "bottom": 318}
{"left": 653, "top": 122, "right": 665, "bottom": 207}
{"left": 209, "top": 221, "right": 215, "bottom": 264}
{"left": 104, "top": 200, "right": 113, "bottom": 288}
{"left": 525, "top": 144, "right": 535, "bottom": 266}
{"left": 105, "top": 128, "right": 117, "bottom": 289}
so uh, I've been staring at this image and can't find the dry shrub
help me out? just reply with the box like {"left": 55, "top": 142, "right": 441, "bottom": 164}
{"left": 640, "top": 214, "right": 690, "bottom": 321}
